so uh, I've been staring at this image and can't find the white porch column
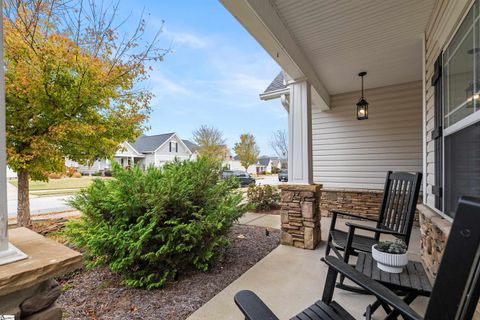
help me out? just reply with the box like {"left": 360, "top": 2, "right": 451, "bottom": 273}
{"left": 288, "top": 80, "right": 313, "bottom": 184}
{"left": 0, "top": 4, "right": 27, "bottom": 265}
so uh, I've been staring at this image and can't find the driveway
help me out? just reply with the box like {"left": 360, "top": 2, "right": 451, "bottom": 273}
{"left": 255, "top": 175, "right": 285, "bottom": 186}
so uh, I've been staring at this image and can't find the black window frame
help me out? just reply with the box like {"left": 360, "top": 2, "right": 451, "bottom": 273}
{"left": 431, "top": 54, "right": 443, "bottom": 211}
{"left": 439, "top": 0, "right": 480, "bottom": 217}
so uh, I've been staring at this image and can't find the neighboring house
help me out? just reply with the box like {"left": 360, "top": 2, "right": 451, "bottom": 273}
{"left": 222, "top": 0, "right": 477, "bottom": 274}
{"left": 226, "top": 155, "right": 281, "bottom": 175}
{"left": 182, "top": 139, "right": 200, "bottom": 160}
{"left": 70, "top": 133, "right": 199, "bottom": 174}
{"left": 6, "top": 166, "right": 16, "bottom": 179}
{"left": 227, "top": 155, "right": 259, "bottom": 175}
{"left": 220, "top": 145, "right": 233, "bottom": 161}
{"left": 131, "top": 133, "right": 193, "bottom": 168}
{"left": 257, "top": 156, "right": 282, "bottom": 174}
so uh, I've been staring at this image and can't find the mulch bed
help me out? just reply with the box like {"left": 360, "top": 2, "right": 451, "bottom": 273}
{"left": 56, "top": 224, "right": 280, "bottom": 320}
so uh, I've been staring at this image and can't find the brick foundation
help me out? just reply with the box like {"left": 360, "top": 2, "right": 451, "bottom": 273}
{"left": 279, "top": 184, "right": 322, "bottom": 249}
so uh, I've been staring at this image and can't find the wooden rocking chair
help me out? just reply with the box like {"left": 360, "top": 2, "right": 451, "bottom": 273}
{"left": 326, "top": 171, "right": 422, "bottom": 290}
{"left": 234, "top": 196, "right": 480, "bottom": 320}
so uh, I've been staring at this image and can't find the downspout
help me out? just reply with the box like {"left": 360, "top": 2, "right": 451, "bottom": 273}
{"left": 281, "top": 94, "right": 289, "bottom": 111}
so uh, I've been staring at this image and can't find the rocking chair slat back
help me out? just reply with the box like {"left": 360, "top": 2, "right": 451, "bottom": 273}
{"left": 377, "top": 171, "right": 422, "bottom": 245}
{"left": 425, "top": 196, "right": 480, "bottom": 320}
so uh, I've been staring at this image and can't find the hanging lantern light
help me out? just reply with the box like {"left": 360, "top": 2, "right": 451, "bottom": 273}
{"left": 356, "top": 72, "right": 369, "bottom": 120}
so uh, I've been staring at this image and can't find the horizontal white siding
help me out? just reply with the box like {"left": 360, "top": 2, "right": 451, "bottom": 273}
{"left": 143, "top": 154, "right": 155, "bottom": 168}
{"left": 312, "top": 81, "right": 422, "bottom": 189}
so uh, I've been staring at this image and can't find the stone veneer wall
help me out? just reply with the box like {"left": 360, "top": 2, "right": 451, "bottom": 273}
{"left": 320, "top": 188, "right": 383, "bottom": 220}
{"left": 279, "top": 184, "right": 322, "bottom": 249}
{"left": 320, "top": 188, "right": 420, "bottom": 224}
{"left": 417, "top": 204, "right": 452, "bottom": 278}
{"left": 416, "top": 205, "right": 480, "bottom": 319}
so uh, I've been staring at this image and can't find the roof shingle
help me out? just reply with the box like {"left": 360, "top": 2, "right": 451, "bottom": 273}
{"left": 131, "top": 133, "right": 174, "bottom": 153}
{"left": 263, "top": 72, "right": 286, "bottom": 94}
{"left": 182, "top": 140, "right": 200, "bottom": 152}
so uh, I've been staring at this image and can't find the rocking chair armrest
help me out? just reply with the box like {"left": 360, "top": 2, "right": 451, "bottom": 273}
{"left": 322, "top": 256, "right": 423, "bottom": 320}
{"left": 330, "top": 209, "right": 379, "bottom": 222}
{"left": 345, "top": 222, "right": 404, "bottom": 237}
{"left": 234, "top": 290, "right": 279, "bottom": 320}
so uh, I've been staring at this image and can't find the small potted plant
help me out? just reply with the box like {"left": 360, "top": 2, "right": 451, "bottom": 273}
{"left": 372, "top": 239, "right": 408, "bottom": 273}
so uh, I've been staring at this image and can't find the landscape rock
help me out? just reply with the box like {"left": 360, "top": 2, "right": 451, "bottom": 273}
{"left": 23, "top": 303, "right": 62, "bottom": 320}
{"left": 21, "top": 279, "right": 61, "bottom": 316}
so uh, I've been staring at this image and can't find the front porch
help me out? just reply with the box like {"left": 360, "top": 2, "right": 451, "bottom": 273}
{"left": 188, "top": 216, "right": 424, "bottom": 320}
{"left": 216, "top": 0, "right": 479, "bottom": 318}
{"left": 0, "top": 0, "right": 478, "bottom": 318}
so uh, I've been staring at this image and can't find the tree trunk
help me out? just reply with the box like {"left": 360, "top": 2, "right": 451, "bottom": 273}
{"left": 17, "top": 169, "right": 31, "bottom": 228}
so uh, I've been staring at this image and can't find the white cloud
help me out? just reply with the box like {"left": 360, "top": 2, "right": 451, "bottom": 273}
{"left": 172, "top": 32, "right": 208, "bottom": 49}
{"left": 149, "top": 74, "right": 192, "bottom": 96}
{"left": 163, "top": 28, "right": 208, "bottom": 49}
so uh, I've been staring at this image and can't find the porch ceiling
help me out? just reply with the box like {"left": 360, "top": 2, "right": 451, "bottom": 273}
{"left": 272, "top": 0, "right": 435, "bottom": 94}
{"left": 223, "top": 0, "right": 435, "bottom": 95}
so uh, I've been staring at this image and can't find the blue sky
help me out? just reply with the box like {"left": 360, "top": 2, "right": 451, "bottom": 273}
{"left": 116, "top": 1, "right": 286, "bottom": 156}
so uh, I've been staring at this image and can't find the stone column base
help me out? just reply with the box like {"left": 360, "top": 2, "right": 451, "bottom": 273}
{"left": 0, "top": 228, "right": 83, "bottom": 319}
{"left": 278, "top": 184, "right": 322, "bottom": 249}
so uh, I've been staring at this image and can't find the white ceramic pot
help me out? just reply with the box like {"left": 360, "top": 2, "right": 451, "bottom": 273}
{"left": 371, "top": 244, "right": 408, "bottom": 273}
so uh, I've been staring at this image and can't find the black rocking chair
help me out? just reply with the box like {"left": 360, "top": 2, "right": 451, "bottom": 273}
{"left": 326, "top": 171, "right": 422, "bottom": 290}
{"left": 234, "top": 196, "right": 480, "bottom": 320}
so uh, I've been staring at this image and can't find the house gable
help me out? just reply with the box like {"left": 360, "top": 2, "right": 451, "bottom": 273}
{"left": 153, "top": 133, "right": 192, "bottom": 156}
{"left": 115, "top": 142, "right": 143, "bottom": 157}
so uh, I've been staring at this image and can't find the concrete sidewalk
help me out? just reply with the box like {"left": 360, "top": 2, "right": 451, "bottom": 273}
{"left": 238, "top": 212, "right": 281, "bottom": 229}
{"left": 8, "top": 195, "right": 73, "bottom": 217}
{"left": 188, "top": 217, "right": 425, "bottom": 320}
{"left": 7, "top": 181, "right": 19, "bottom": 201}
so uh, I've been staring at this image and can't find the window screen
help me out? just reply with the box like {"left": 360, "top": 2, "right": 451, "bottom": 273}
{"left": 444, "top": 122, "right": 480, "bottom": 217}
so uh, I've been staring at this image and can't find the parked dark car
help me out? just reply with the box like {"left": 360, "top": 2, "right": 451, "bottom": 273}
{"left": 222, "top": 170, "right": 235, "bottom": 179}
{"left": 278, "top": 169, "right": 288, "bottom": 182}
{"left": 223, "top": 170, "right": 255, "bottom": 187}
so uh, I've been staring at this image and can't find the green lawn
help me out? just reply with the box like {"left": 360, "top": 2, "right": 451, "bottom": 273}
{"left": 9, "top": 176, "right": 110, "bottom": 191}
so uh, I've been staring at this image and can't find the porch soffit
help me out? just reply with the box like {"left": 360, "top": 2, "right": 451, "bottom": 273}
{"left": 221, "top": 0, "right": 435, "bottom": 97}
{"left": 271, "top": 0, "right": 435, "bottom": 95}
{"left": 220, "top": 0, "right": 330, "bottom": 110}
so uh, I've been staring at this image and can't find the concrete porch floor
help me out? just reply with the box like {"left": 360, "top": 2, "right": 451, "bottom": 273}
{"left": 188, "top": 216, "right": 426, "bottom": 320}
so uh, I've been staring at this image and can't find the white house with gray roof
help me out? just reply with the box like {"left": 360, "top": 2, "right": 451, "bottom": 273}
{"left": 70, "top": 133, "right": 199, "bottom": 174}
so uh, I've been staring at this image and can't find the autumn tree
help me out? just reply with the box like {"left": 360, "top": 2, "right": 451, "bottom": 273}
{"left": 233, "top": 134, "right": 260, "bottom": 172}
{"left": 270, "top": 129, "right": 288, "bottom": 159}
{"left": 4, "top": 0, "right": 169, "bottom": 227}
{"left": 192, "top": 125, "right": 226, "bottom": 161}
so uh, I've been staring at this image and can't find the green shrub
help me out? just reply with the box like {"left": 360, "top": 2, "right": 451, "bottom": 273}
{"left": 246, "top": 184, "right": 280, "bottom": 211}
{"left": 65, "top": 158, "right": 244, "bottom": 289}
